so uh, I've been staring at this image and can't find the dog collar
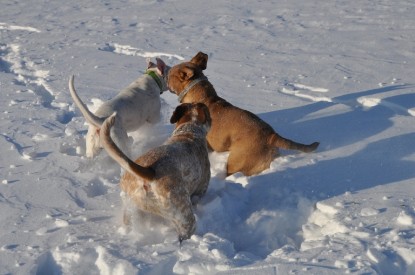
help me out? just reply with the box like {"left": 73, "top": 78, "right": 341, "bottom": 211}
{"left": 145, "top": 70, "right": 163, "bottom": 93}
{"left": 177, "top": 76, "right": 208, "bottom": 102}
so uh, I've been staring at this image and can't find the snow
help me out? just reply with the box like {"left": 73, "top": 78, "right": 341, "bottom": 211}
{"left": 1, "top": 0, "right": 415, "bottom": 274}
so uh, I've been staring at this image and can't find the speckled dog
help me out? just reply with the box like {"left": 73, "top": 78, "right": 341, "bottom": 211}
{"left": 167, "top": 52, "right": 319, "bottom": 176}
{"left": 100, "top": 103, "right": 211, "bottom": 242}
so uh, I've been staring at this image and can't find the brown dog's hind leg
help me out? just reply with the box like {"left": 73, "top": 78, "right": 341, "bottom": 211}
{"left": 226, "top": 151, "right": 247, "bottom": 176}
{"left": 227, "top": 148, "right": 274, "bottom": 176}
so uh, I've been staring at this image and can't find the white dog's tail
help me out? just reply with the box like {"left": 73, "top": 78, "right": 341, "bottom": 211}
{"left": 69, "top": 75, "right": 105, "bottom": 127}
{"left": 100, "top": 113, "right": 156, "bottom": 181}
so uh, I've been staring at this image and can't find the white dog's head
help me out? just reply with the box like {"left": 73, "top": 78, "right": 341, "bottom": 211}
{"left": 146, "top": 57, "right": 171, "bottom": 93}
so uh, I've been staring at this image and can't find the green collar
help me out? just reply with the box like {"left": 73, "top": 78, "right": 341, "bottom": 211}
{"left": 145, "top": 70, "right": 163, "bottom": 93}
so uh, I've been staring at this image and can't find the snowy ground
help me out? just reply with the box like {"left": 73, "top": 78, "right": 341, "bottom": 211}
{"left": 1, "top": 0, "right": 415, "bottom": 274}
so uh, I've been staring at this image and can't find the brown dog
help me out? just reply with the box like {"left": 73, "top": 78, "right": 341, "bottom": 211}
{"left": 167, "top": 52, "right": 319, "bottom": 176}
{"left": 100, "top": 103, "right": 211, "bottom": 242}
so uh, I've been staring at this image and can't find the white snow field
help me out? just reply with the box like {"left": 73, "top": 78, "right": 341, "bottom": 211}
{"left": 1, "top": 0, "right": 415, "bottom": 274}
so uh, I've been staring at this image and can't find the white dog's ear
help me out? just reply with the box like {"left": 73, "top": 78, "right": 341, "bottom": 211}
{"left": 146, "top": 58, "right": 155, "bottom": 69}
{"left": 179, "top": 66, "right": 194, "bottom": 81}
{"left": 155, "top": 58, "right": 166, "bottom": 76}
{"left": 190, "top": 52, "right": 208, "bottom": 70}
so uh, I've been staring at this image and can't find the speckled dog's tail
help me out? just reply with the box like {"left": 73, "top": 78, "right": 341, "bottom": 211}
{"left": 100, "top": 113, "right": 156, "bottom": 181}
{"left": 68, "top": 75, "right": 105, "bottom": 128}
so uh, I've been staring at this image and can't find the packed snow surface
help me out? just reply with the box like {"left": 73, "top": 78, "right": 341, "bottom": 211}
{"left": 1, "top": 0, "right": 414, "bottom": 274}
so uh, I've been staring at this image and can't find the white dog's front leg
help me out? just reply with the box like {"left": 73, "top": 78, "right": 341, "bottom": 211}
{"left": 146, "top": 101, "right": 162, "bottom": 124}
{"left": 86, "top": 125, "right": 101, "bottom": 158}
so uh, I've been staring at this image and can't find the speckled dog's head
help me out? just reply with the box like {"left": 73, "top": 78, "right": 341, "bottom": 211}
{"left": 170, "top": 102, "right": 211, "bottom": 132}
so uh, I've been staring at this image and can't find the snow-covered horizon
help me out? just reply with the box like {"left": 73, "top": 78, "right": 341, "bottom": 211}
{"left": 1, "top": 0, "right": 414, "bottom": 274}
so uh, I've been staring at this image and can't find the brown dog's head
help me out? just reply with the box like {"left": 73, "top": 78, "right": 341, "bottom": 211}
{"left": 170, "top": 102, "right": 211, "bottom": 131}
{"left": 167, "top": 52, "right": 208, "bottom": 95}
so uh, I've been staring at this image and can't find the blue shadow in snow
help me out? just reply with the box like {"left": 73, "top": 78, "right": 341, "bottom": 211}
{"left": 249, "top": 84, "right": 415, "bottom": 201}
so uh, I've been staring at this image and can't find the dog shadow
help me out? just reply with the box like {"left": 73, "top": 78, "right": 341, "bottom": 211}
{"left": 256, "top": 84, "right": 415, "bottom": 198}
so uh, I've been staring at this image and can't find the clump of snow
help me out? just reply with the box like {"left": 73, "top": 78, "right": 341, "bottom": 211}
{"left": 397, "top": 211, "right": 414, "bottom": 226}
{"left": 360, "top": 207, "right": 380, "bottom": 217}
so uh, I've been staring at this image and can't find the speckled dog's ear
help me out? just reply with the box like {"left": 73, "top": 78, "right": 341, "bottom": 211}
{"left": 170, "top": 103, "right": 191, "bottom": 124}
{"left": 190, "top": 52, "right": 208, "bottom": 70}
{"left": 195, "top": 103, "right": 211, "bottom": 126}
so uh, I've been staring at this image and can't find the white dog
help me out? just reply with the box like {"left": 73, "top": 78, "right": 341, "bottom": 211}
{"left": 69, "top": 58, "right": 169, "bottom": 158}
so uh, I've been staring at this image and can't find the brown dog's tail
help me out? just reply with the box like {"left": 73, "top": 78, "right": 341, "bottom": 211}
{"left": 100, "top": 113, "right": 156, "bottom": 181}
{"left": 269, "top": 133, "right": 319, "bottom": 153}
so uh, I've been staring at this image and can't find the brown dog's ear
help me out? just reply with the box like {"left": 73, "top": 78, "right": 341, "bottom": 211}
{"left": 170, "top": 103, "right": 191, "bottom": 124}
{"left": 190, "top": 52, "right": 208, "bottom": 70}
{"left": 179, "top": 66, "right": 194, "bottom": 81}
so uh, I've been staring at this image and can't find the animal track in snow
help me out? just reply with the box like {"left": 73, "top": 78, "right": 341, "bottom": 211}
{"left": 83, "top": 177, "right": 111, "bottom": 198}
{"left": 0, "top": 43, "right": 75, "bottom": 123}
{"left": 0, "top": 44, "right": 48, "bottom": 80}
{"left": 99, "top": 43, "right": 184, "bottom": 60}
{"left": 280, "top": 81, "right": 415, "bottom": 117}
{"left": 0, "top": 44, "right": 56, "bottom": 108}
{"left": 0, "top": 133, "right": 37, "bottom": 161}
{"left": 35, "top": 221, "right": 68, "bottom": 235}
